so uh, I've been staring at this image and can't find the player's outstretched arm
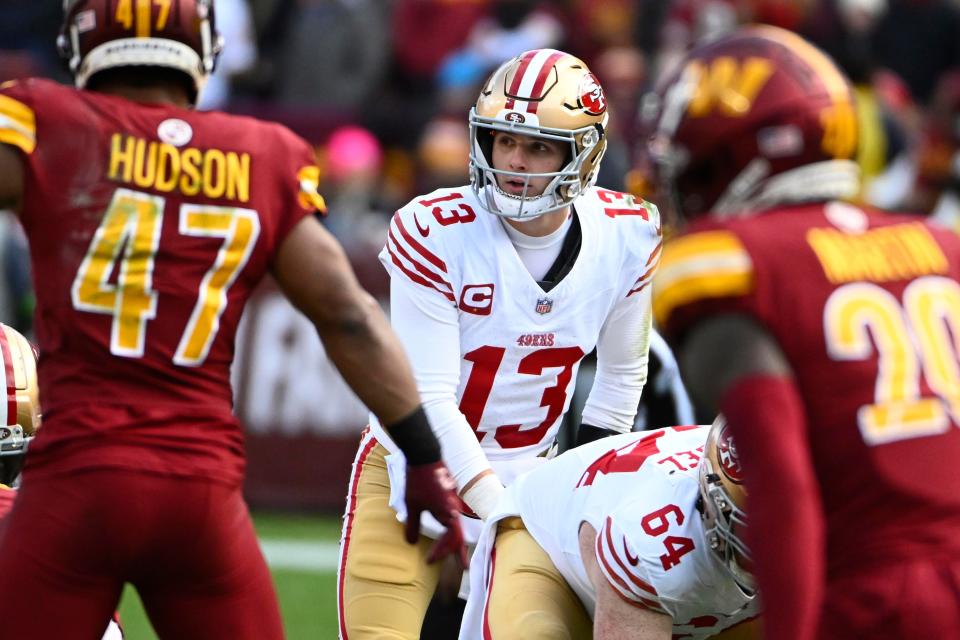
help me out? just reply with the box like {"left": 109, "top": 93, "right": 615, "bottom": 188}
{"left": 273, "top": 215, "right": 465, "bottom": 564}
{"left": 578, "top": 522, "right": 673, "bottom": 640}
{"left": 0, "top": 143, "right": 24, "bottom": 211}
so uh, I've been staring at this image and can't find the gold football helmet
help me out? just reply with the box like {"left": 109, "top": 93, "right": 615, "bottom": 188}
{"left": 469, "top": 48, "right": 609, "bottom": 219}
{"left": 0, "top": 324, "right": 40, "bottom": 486}
{"left": 698, "top": 415, "right": 753, "bottom": 597}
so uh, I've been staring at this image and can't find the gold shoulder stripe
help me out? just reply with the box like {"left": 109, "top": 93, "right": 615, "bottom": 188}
{"left": 297, "top": 166, "right": 327, "bottom": 213}
{"left": 653, "top": 230, "right": 754, "bottom": 327}
{"left": 0, "top": 94, "right": 36, "bottom": 154}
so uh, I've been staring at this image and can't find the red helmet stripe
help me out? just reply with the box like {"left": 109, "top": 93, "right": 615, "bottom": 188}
{"left": 0, "top": 328, "right": 15, "bottom": 427}
{"left": 504, "top": 50, "right": 538, "bottom": 110}
{"left": 527, "top": 51, "right": 565, "bottom": 114}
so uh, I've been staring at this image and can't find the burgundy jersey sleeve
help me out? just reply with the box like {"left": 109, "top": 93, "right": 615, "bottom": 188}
{"left": 0, "top": 78, "right": 326, "bottom": 484}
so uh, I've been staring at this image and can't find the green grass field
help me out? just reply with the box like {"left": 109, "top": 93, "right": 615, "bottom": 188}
{"left": 117, "top": 511, "right": 343, "bottom": 639}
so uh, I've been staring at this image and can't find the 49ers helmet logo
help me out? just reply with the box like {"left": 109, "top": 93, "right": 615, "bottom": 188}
{"left": 579, "top": 73, "right": 607, "bottom": 116}
{"left": 716, "top": 424, "right": 743, "bottom": 484}
{"left": 505, "top": 112, "right": 526, "bottom": 123}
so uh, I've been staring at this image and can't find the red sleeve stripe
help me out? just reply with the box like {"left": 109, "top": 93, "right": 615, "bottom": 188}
{"left": 387, "top": 227, "right": 454, "bottom": 292}
{"left": 391, "top": 213, "right": 449, "bottom": 273}
{"left": 626, "top": 251, "right": 662, "bottom": 297}
{"left": 386, "top": 245, "right": 456, "bottom": 303}
{"left": 0, "top": 327, "right": 16, "bottom": 428}
{"left": 600, "top": 517, "right": 659, "bottom": 596}
{"left": 625, "top": 281, "right": 650, "bottom": 298}
{"left": 595, "top": 518, "right": 665, "bottom": 612}
{"left": 646, "top": 241, "right": 663, "bottom": 267}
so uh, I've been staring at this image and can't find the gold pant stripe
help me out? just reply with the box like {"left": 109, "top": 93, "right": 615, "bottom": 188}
{"left": 338, "top": 436, "right": 441, "bottom": 639}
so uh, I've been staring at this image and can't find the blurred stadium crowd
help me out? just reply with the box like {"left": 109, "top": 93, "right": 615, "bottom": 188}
{"left": 2, "top": 0, "right": 959, "bottom": 332}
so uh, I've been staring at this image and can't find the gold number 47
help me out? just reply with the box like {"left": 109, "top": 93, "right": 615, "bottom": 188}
{"left": 71, "top": 188, "right": 260, "bottom": 366}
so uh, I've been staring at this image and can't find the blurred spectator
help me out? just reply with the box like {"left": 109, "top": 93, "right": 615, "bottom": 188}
{"left": 592, "top": 46, "right": 647, "bottom": 191}
{"left": 415, "top": 117, "right": 471, "bottom": 192}
{"left": 198, "top": 0, "right": 258, "bottom": 110}
{"left": 0, "top": 3, "right": 64, "bottom": 82}
{"left": 802, "top": 0, "right": 908, "bottom": 200}
{"left": 272, "top": 0, "right": 390, "bottom": 108}
{"left": 0, "top": 213, "right": 32, "bottom": 335}
{"left": 392, "top": 0, "right": 491, "bottom": 85}
{"left": 915, "top": 71, "right": 960, "bottom": 219}
{"left": 870, "top": 0, "right": 960, "bottom": 106}
{"left": 320, "top": 125, "right": 389, "bottom": 249}
{"left": 564, "top": 0, "right": 639, "bottom": 62}
{"left": 436, "top": 0, "right": 564, "bottom": 102}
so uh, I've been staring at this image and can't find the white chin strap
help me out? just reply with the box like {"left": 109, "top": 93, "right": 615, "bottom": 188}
{"left": 483, "top": 184, "right": 560, "bottom": 220}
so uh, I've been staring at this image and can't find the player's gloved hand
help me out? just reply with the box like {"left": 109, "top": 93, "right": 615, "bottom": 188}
{"left": 404, "top": 461, "right": 468, "bottom": 567}
{"left": 576, "top": 423, "right": 621, "bottom": 447}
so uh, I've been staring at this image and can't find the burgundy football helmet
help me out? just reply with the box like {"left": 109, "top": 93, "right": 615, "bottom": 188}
{"left": 57, "top": 0, "right": 222, "bottom": 105}
{"left": 641, "top": 24, "right": 860, "bottom": 221}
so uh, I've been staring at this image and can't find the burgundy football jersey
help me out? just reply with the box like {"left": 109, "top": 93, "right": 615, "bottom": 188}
{"left": 0, "top": 78, "right": 324, "bottom": 485}
{"left": 654, "top": 202, "right": 960, "bottom": 574}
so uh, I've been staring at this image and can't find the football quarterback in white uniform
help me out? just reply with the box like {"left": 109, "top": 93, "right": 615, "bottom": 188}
{"left": 460, "top": 419, "right": 759, "bottom": 639}
{"left": 338, "top": 47, "right": 662, "bottom": 639}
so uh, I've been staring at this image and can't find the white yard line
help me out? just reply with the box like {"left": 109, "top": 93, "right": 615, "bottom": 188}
{"left": 259, "top": 539, "right": 341, "bottom": 573}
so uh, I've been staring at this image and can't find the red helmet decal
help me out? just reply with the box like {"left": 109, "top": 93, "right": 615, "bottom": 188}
{"left": 579, "top": 73, "right": 606, "bottom": 116}
{"left": 716, "top": 424, "right": 743, "bottom": 484}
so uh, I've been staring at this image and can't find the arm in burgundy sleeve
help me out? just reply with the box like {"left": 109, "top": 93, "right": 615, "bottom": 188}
{"left": 678, "top": 314, "right": 824, "bottom": 640}
{"left": 721, "top": 375, "right": 824, "bottom": 640}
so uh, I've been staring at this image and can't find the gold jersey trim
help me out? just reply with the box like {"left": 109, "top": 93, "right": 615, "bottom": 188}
{"left": 653, "top": 230, "right": 754, "bottom": 326}
{"left": 0, "top": 94, "right": 36, "bottom": 154}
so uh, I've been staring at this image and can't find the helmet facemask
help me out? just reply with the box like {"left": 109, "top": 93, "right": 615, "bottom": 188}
{"left": 469, "top": 110, "right": 606, "bottom": 220}
{"left": 697, "top": 416, "right": 754, "bottom": 598}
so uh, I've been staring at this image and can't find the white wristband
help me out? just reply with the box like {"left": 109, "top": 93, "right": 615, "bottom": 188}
{"left": 461, "top": 473, "right": 505, "bottom": 521}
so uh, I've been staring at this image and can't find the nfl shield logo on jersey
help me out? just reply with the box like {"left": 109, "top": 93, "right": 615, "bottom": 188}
{"left": 535, "top": 298, "right": 553, "bottom": 314}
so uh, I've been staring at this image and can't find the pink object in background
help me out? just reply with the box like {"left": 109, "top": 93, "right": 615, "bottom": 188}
{"left": 326, "top": 126, "right": 383, "bottom": 182}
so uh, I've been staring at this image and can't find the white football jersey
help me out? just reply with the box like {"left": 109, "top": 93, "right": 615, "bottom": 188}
{"left": 461, "top": 427, "right": 759, "bottom": 639}
{"left": 369, "top": 185, "right": 661, "bottom": 464}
